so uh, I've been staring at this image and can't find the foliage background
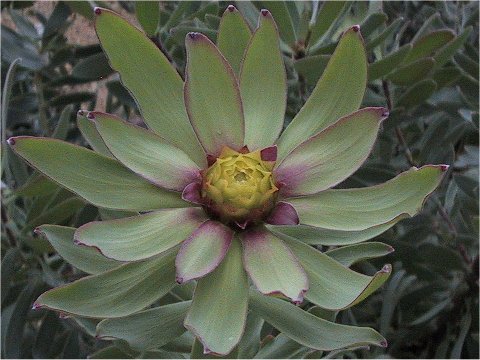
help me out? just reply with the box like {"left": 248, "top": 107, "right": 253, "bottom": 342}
{"left": 1, "top": 1, "right": 478, "bottom": 358}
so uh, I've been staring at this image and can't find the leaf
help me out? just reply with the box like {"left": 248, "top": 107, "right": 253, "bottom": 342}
{"left": 1, "top": 248, "right": 21, "bottom": 303}
{"left": 258, "top": 1, "right": 297, "bottom": 46}
{"left": 454, "top": 52, "right": 479, "bottom": 79}
{"left": 366, "top": 17, "right": 404, "bottom": 51}
{"left": 48, "top": 92, "right": 96, "bottom": 107}
{"left": 184, "top": 238, "right": 248, "bottom": 355}
{"left": 33, "top": 312, "right": 61, "bottom": 358}
{"left": 42, "top": 1, "right": 71, "bottom": 39}
{"left": 240, "top": 9, "right": 286, "bottom": 150}
{"left": 23, "top": 197, "right": 85, "bottom": 232}
{"left": 76, "top": 111, "right": 113, "bottom": 157}
{"left": 4, "top": 278, "right": 44, "bottom": 359}
{"left": 94, "top": 8, "right": 205, "bottom": 167}
{"left": 52, "top": 105, "right": 73, "bottom": 140}
{"left": 275, "top": 107, "right": 387, "bottom": 197}
{"left": 309, "top": 1, "right": 347, "bottom": 46}
{"left": 359, "top": 13, "right": 388, "bottom": 39}
{"left": 37, "top": 225, "right": 119, "bottom": 274}
{"left": 169, "top": 21, "right": 218, "bottom": 45}
{"left": 75, "top": 208, "right": 206, "bottom": 262}
{"left": 92, "top": 112, "right": 201, "bottom": 191}
{"left": 326, "top": 242, "right": 394, "bottom": 267}
{"left": 433, "top": 66, "right": 462, "bottom": 88}
{"left": 368, "top": 44, "right": 412, "bottom": 81}
{"left": 268, "top": 223, "right": 399, "bottom": 246}
{"left": 281, "top": 235, "right": 391, "bottom": 310}
{"left": 450, "top": 311, "right": 472, "bottom": 358}
{"left": 175, "top": 220, "right": 233, "bottom": 283}
{"left": 386, "top": 57, "right": 435, "bottom": 85}
{"left": 71, "top": 52, "right": 113, "bottom": 80}
{"left": 403, "top": 30, "right": 455, "bottom": 64}
{"left": 105, "top": 80, "right": 137, "bottom": 109}
{"left": 34, "top": 249, "right": 177, "bottom": 318}
{"left": 135, "top": 1, "right": 159, "bottom": 36}
{"left": 217, "top": 5, "right": 252, "bottom": 75}
{"left": 89, "top": 345, "right": 133, "bottom": 359}
{"left": 96, "top": 301, "right": 191, "bottom": 351}
{"left": 288, "top": 166, "right": 447, "bottom": 231}
{"left": 66, "top": 1, "right": 96, "bottom": 20}
{"left": 249, "top": 290, "right": 387, "bottom": 350}
{"left": 396, "top": 79, "right": 437, "bottom": 108}
{"left": 240, "top": 227, "right": 308, "bottom": 303}
{"left": 8, "top": 9, "right": 38, "bottom": 39}
{"left": 293, "top": 54, "right": 330, "bottom": 85}
{"left": 2, "top": 57, "right": 22, "bottom": 168}
{"left": 8, "top": 137, "right": 187, "bottom": 211}
{"left": 276, "top": 26, "right": 367, "bottom": 161}
{"left": 254, "top": 334, "right": 306, "bottom": 359}
{"left": 237, "top": 312, "right": 264, "bottom": 358}
{"left": 433, "top": 27, "right": 473, "bottom": 70}
{"left": 234, "top": 1, "right": 259, "bottom": 30}
{"left": 1, "top": 25, "right": 46, "bottom": 70}
{"left": 184, "top": 32, "right": 244, "bottom": 157}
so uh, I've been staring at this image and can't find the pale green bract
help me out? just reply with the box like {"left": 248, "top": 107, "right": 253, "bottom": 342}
{"left": 8, "top": 4, "right": 447, "bottom": 357}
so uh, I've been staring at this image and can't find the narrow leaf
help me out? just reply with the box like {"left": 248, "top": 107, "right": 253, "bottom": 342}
{"left": 326, "top": 242, "right": 394, "bottom": 267}
{"left": 8, "top": 137, "right": 187, "bottom": 211}
{"left": 240, "top": 227, "right": 308, "bottom": 303}
{"left": 34, "top": 249, "right": 177, "bottom": 318}
{"left": 277, "top": 25, "right": 367, "bottom": 161}
{"left": 94, "top": 8, "right": 205, "bottom": 167}
{"left": 185, "top": 32, "right": 244, "bottom": 156}
{"left": 217, "top": 5, "right": 252, "bottom": 75}
{"left": 92, "top": 112, "right": 201, "bottom": 191}
{"left": 184, "top": 238, "right": 248, "bottom": 355}
{"left": 240, "top": 9, "right": 286, "bottom": 150}
{"left": 281, "top": 235, "right": 391, "bottom": 310}
{"left": 175, "top": 220, "right": 233, "bottom": 283}
{"left": 250, "top": 290, "right": 387, "bottom": 350}
{"left": 75, "top": 208, "right": 206, "bottom": 262}
{"left": 275, "top": 107, "right": 387, "bottom": 197}
{"left": 97, "top": 301, "right": 191, "bottom": 351}
{"left": 289, "top": 166, "right": 447, "bottom": 231}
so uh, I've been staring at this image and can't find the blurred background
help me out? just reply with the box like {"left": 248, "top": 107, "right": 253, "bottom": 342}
{"left": 1, "top": 1, "right": 478, "bottom": 358}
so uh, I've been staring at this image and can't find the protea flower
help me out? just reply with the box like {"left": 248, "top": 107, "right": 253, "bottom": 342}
{"left": 8, "top": 5, "right": 447, "bottom": 356}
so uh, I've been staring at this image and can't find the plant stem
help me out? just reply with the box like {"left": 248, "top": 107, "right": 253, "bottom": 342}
{"left": 382, "top": 80, "right": 416, "bottom": 166}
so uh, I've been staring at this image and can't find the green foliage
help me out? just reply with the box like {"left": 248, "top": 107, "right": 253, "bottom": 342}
{"left": 2, "top": 1, "right": 478, "bottom": 359}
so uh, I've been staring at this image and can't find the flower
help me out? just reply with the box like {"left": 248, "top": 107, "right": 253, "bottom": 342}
{"left": 9, "top": 5, "right": 447, "bottom": 356}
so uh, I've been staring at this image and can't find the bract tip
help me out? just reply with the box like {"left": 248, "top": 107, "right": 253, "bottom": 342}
{"left": 260, "top": 145, "right": 277, "bottom": 162}
{"left": 227, "top": 5, "right": 236, "bottom": 12}
{"left": 188, "top": 32, "right": 200, "bottom": 40}
{"left": 261, "top": 9, "right": 269, "bottom": 16}
{"left": 352, "top": 24, "right": 360, "bottom": 32}
{"left": 86, "top": 112, "right": 95, "bottom": 120}
{"left": 382, "top": 264, "right": 392, "bottom": 273}
{"left": 7, "top": 137, "right": 15, "bottom": 146}
{"left": 94, "top": 7, "right": 102, "bottom": 15}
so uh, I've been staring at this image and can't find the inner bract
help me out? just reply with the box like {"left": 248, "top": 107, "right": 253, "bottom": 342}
{"left": 201, "top": 147, "right": 278, "bottom": 228}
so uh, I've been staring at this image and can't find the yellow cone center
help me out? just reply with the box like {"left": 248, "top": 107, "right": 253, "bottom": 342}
{"left": 202, "top": 147, "right": 278, "bottom": 225}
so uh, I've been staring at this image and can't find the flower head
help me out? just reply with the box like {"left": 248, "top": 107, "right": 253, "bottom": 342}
{"left": 9, "top": 5, "right": 447, "bottom": 356}
{"left": 201, "top": 146, "right": 278, "bottom": 228}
